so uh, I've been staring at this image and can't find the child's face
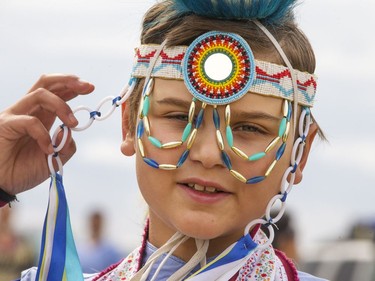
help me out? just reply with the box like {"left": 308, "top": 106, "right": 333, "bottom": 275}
{"left": 125, "top": 78, "right": 297, "bottom": 242}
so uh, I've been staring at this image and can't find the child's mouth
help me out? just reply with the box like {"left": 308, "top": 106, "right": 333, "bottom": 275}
{"left": 185, "top": 183, "right": 223, "bottom": 194}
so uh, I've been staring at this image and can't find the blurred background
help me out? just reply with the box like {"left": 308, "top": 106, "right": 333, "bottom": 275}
{"left": 0, "top": 0, "right": 374, "bottom": 280}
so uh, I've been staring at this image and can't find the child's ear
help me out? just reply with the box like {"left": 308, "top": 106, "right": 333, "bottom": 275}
{"left": 120, "top": 102, "right": 136, "bottom": 156}
{"left": 294, "top": 122, "right": 319, "bottom": 184}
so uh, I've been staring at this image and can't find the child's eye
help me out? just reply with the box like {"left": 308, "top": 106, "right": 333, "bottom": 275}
{"left": 166, "top": 114, "right": 189, "bottom": 122}
{"left": 232, "top": 123, "right": 267, "bottom": 135}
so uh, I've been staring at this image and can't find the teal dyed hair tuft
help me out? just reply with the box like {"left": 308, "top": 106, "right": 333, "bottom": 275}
{"left": 172, "top": 0, "right": 297, "bottom": 25}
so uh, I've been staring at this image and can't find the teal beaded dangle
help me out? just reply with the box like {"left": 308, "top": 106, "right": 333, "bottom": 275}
{"left": 136, "top": 78, "right": 200, "bottom": 170}
{"left": 222, "top": 100, "right": 292, "bottom": 184}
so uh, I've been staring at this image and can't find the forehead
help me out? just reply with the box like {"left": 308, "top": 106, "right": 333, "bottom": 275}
{"left": 153, "top": 78, "right": 283, "bottom": 114}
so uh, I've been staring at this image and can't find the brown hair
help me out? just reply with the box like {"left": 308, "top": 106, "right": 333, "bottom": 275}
{"left": 126, "top": 1, "right": 322, "bottom": 137}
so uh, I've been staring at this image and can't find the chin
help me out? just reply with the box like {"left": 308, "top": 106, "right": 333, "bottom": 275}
{"left": 172, "top": 217, "right": 228, "bottom": 240}
{"left": 178, "top": 228, "right": 221, "bottom": 240}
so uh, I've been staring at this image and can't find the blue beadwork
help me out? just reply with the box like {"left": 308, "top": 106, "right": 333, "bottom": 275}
{"left": 112, "top": 96, "right": 121, "bottom": 106}
{"left": 90, "top": 111, "right": 101, "bottom": 118}
{"left": 221, "top": 151, "right": 232, "bottom": 170}
{"left": 195, "top": 108, "right": 205, "bottom": 129}
{"left": 246, "top": 176, "right": 265, "bottom": 184}
{"left": 177, "top": 150, "right": 190, "bottom": 167}
{"left": 276, "top": 143, "right": 286, "bottom": 161}
{"left": 287, "top": 102, "right": 292, "bottom": 120}
{"left": 291, "top": 163, "right": 298, "bottom": 174}
{"left": 280, "top": 192, "right": 288, "bottom": 202}
{"left": 213, "top": 108, "right": 220, "bottom": 129}
{"left": 143, "top": 157, "right": 159, "bottom": 169}
{"left": 137, "top": 120, "right": 144, "bottom": 138}
{"left": 143, "top": 79, "right": 152, "bottom": 96}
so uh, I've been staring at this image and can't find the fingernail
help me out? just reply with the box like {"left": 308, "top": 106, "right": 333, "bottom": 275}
{"left": 69, "top": 113, "right": 78, "bottom": 125}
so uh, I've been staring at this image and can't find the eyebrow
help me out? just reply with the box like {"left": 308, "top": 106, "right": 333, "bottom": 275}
{"left": 155, "top": 97, "right": 192, "bottom": 108}
{"left": 155, "top": 97, "right": 281, "bottom": 122}
{"left": 231, "top": 110, "right": 281, "bottom": 122}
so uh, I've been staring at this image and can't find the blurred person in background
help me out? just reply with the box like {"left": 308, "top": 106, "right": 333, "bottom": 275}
{"left": 300, "top": 219, "right": 375, "bottom": 281}
{"left": 78, "top": 210, "right": 124, "bottom": 273}
{"left": 0, "top": 205, "right": 35, "bottom": 280}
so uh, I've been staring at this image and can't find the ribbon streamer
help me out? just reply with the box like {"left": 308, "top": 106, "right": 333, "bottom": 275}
{"left": 186, "top": 234, "right": 258, "bottom": 280}
{"left": 35, "top": 174, "right": 83, "bottom": 281}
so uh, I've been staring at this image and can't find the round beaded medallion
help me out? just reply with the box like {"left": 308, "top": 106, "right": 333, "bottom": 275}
{"left": 183, "top": 31, "right": 255, "bottom": 105}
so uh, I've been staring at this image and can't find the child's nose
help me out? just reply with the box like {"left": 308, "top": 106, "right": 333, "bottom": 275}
{"left": 188, "top": 107, "right": 226, "bottom": 169}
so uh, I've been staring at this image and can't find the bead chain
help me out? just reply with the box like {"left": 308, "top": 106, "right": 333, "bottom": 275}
{"left": 47, "top": 81, "right": 136, "bottom": 175}
{"left": 244, "top": 106, "right": 311, "bottom": 249}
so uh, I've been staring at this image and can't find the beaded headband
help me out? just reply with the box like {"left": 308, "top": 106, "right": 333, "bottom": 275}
{"left": 131, "top": 33, "right": 317, "bottom": 107}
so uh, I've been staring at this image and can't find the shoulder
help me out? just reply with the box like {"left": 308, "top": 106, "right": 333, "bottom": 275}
{"left": 298, "top": 271, "right": 329, "bottom": 281}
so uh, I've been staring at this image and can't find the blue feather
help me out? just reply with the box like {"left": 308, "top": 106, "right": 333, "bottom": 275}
{"left": 172, "top": 0, "right": 297, "bottom": 25}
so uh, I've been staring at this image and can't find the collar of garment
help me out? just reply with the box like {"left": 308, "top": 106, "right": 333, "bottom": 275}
{"left": 91, "top": 229, "right": 291, "bottom": 281}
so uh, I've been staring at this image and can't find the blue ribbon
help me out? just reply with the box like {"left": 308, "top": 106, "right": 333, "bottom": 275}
{"left": 36, "top": 174, "right": 83, "bottom": 281}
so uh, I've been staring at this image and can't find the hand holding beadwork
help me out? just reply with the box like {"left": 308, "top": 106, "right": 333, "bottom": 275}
{"left": 0, "top": 74, "right": 94, "bottom": 195}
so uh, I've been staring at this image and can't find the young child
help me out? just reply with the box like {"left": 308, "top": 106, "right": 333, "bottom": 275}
{"left": 0, "top": 0, "right": 327, "bottom": 280}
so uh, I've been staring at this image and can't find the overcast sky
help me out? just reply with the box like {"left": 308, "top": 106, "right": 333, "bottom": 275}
{"left": 1, "top": 0, "right": 374, "bottom": 260}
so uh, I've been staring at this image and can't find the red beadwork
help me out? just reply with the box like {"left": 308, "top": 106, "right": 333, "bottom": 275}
{"left": 185, "top": 33, "right": 252, "bottom": 101}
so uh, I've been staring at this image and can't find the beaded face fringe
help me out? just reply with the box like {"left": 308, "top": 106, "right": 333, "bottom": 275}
{"left": 136, "top": 77, "right": 293, "bottom": 185}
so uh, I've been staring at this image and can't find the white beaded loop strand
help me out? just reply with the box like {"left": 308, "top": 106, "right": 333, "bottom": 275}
{"left": 245, "top": 106, "right": 311, "bottom": 249}
{"left": 94, "top": 96, "right": 118, "bottom": 121}
{"left": 265, "top": 193, "right": 287, "bottom": 225}
{"left": 46, "top": 80, "right": 135, "bottom": 176}
{"left": 48, "top": 125, "right": 69, "bottom": 176}
{"left": 115, "top": 81, "right": 136, "bottom": 106}
{"left": 244, "top": 218, "right": 275, "bottom": 250}
{"left": 71, "top": 106, "right": 95, "bottom": 132}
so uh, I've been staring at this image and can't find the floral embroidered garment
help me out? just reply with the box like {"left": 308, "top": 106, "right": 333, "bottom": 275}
{"left": 19, "top": 230, "right": 329, "bottom": 281}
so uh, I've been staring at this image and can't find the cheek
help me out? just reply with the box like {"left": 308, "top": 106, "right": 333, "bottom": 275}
{"left": 149, "top": 118, "right": 185, "bottom": 143}
{"left": 135, "top": 152, "right": 168, "bottom": 205}
{"left": 234, "top": 184, "right": 278, "bottom": 229}
{"left": 237, "top": 142, "right": 293, "bottom": 210}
